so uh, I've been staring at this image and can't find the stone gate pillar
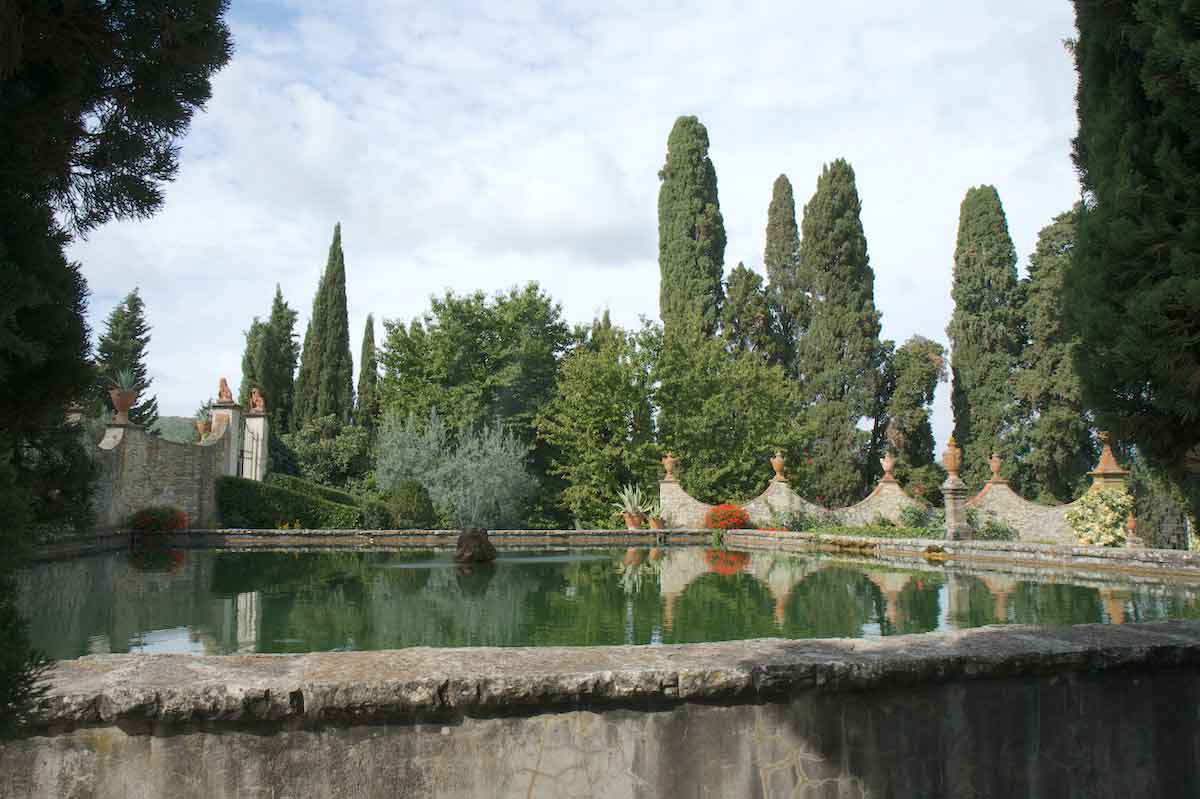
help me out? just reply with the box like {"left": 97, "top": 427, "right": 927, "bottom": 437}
{"left": 242, "top": 388, "right": 269, "bottom": 482}
{"left": 941, "top": 437, "right": 969, "bottom": 540}
{"left": 210, "top": 377, "right": 242, "bottom": 478}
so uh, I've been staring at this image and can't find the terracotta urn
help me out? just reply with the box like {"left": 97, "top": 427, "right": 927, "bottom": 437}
{"left": 623, "top": 547, "right": 645, "bottom": 567}
{"left": 622, "top": 511, "right": 644, "bottom": 531}
{"left": 770, "top": 450, "right": 786, "bottom": 482}
{"left": 110, "top": 389, "right": 137, "bottom": 425}
{"left": 648, "top": 516, "right": 665, "bottom": 530}
{"left": 648, "top": 547, "right": 663, "bottom": 562}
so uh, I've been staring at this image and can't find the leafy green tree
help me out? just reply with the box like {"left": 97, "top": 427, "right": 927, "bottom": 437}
{"left": 279, "top": 414, "right": 372, "bottom": 490}
{"left": 536, "top": 320, "right": 657, "bottom": 527}
{"left": 294, "top": 224, "right": 354, "bottom": 428}
{"left": 355, "top": 314, "right": 378, "bottom": 430}
{"left": 947, "top": 185, "right": 1024, "bottom": 490}
{"left": 1069, "top": 1, "right": 1200, "bottom": 515}
{"left": 378, "top": 283, "right": 572, "bottom": 523}
{"left": 796, "top": 160, "right": 888, "bottom": 503}
{"left": 884, "top": 336, "right": 947, "bottom": 502}
{"left": 658, "top": 116, "right": 726, "bottom": 339}
{"left": 655, "top": 324, "right": 808, "bottom": 504}
{"left": 95, "top": 289, "right": 159, "bottom": 429}
{"left": 763, "top": 173, "right": 806, "bottom": 371}
{"left": 1012, "top": 207, "right": 1095, "bottom": 502}
{"left": 721, "top": 263, "right": 775, "bottom": 356}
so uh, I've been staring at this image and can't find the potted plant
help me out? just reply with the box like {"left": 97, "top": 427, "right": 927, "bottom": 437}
{"left": 644, "top": 498, "right": 666, "bottom": 530}
{"left": 194, "top": 400, "right": 213, "bottom": 439}
{"left": 108, "top": 368, "right": 138, "bottom": 426}
{"left": 613, "top": 484, "right": 646, "bottom": 530}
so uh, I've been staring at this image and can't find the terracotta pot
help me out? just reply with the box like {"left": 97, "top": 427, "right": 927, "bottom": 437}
{"left": 648, "top": 547, "right": 663, "bottom": 562}
{"left": 624, "top": 547, "right": 645, "bottom": 566}
{"left": 648, "top": 517, "right": 665, "bottom": 530}
{"left": 622, "top": 511, "right": 643, "bottom": 531}
{"left": 110, "top": 389, "right": 137, "bottom": 425}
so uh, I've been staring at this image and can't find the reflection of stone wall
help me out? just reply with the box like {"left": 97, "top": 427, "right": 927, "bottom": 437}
{"left": 663, "top": 478, "right": 922, "bottom": 529}
{"left": 966, "top": 482, "right": 1074, "bottom": 545}
{"left": 92, "top": 425, "right": 232, "bottom": 529}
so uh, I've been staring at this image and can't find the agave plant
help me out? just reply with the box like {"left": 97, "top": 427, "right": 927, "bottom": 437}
{"left": 612, "top": 484, "right": 646, "bottom": 516}
{"left": 108, "top": 368, "right": 138, "bottom": 392}
{"left": 642, "top": 498, "right": 663, "bottom": 520}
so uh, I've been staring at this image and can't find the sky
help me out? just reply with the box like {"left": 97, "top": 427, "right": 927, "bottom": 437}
{"left": 69, "top": 0, "right": 1082, "bottom": 449}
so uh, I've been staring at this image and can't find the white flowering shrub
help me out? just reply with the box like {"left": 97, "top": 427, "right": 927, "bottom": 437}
{"left": 1066, "top": 486, "right": 1133, "bottom": 547}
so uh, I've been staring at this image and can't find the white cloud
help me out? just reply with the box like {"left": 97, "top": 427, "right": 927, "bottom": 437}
{"left": 70, "top": 0, "right": 1080, "bottom": 455}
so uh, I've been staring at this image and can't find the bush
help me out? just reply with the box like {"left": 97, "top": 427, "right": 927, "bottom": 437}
{"left": 898, "top": 504, "right": 939, "bottom": 530}
{"left": 128, "top": 506, "right": 188, "bottom": 532}
{"left": 965, "top": 514, "right": 1018, "bottom": 541}
{"left": 704, "top": 503, "right": 750, "bottom": 530}
{"left": 383, "top": 479, "right": 437, "bottom": 529}
{"left": 1066, "top": 486, "right": 1133, "bottom": 547}
{"left": 216, "top": 476, "right": 362, "bottom": 529}
{"left": 767, "top": 505, "right": 837, "bottom": 532}
{"left": 279, "top": 414, "right": 371, "bottom": 488}
{"left": 360, "top": 500, "right": 396, "bottom": 530}
{"left": 265, "top": 473, "right": 359, "bottom": 507}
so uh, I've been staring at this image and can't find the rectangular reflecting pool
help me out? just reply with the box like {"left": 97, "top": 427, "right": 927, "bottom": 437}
{"left": 18, "top": 545, "right": 1200, "bottom": 660}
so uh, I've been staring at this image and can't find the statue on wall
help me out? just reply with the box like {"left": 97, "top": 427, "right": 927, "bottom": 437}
{"left": 217, "top": 377, "right": 233, "bottom": 404}
{"left": 250, "top": 387, "right": 266, "bottom": 413}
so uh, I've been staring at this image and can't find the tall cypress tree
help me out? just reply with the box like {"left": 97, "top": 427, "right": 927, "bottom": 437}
{"left": 239, "top": 285, "right": 298, "bottom": 432}
{"left": 947, "top": 186, "right": 1024, "bottom": 489}
{"left": 355, "top": 314, "right": 378, "bottom": 430}
{"left": 721, "top": 263, "right": 774, "bottom": 355}
{"left": 796, "top": 160, "right": 885, "bottom": 504}
{"left": 294, "top": 224, "right": 354, "bottom": 428}
{"left": 95, "top": 288, "right": 158, "bottom": 429}
{"left": 1012, "top": 207, "right": 1095, "bottom": 502}
{"left": 657, "top": 116, "right": 726, "bottom": 339}
{"left": 1069, "top": 1, "right": 1200, "bottom": 515}
{"left": 763, "top": 173, "right": 806, "bottom": 371}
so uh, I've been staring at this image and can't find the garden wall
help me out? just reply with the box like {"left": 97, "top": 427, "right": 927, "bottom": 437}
{"left": 965, "top": 480, "right": 1076, "bottom": 545}
{"left": 4, "top": 621, "right": 1200, "bottom": 798}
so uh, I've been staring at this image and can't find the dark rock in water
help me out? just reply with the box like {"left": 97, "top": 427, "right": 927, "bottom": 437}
{"left": 455, "top": 527, "right": 496, "bottom": 563}
{"left": 455, "top": 561, "right": 497, "bottom": 596}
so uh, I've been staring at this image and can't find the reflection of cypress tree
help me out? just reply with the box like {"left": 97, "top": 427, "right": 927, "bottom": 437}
{"left": 782, "top": 568, "right": 882, "bottom": 639}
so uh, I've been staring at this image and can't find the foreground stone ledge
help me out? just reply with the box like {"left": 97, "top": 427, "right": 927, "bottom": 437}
{"left": 27, "top": 620, "right": 1200, "bottom": 731}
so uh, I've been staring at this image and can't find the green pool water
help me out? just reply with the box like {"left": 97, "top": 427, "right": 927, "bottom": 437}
{"left": 17, "top": 546, "right": 1200, "bottom": 659}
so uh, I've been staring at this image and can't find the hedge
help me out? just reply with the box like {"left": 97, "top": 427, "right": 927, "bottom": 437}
{"left": 216, "top": 476, "right": 363, "bottom": 529}
{"left": 264, "top": 473, "right": 360, "bottom": 507}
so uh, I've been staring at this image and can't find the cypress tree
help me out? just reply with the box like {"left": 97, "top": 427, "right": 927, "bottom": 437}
{"left": 721, "top": 263, "right": 774, "bottom": 355}
{"left": 796, "top": 160, "right": 885, "bottom": 504}
{"left": 1012, "top": 207, "right": 1095, "bottom": 502}
{"left": 947, "top": 186, "right": 1024, "bottom": 489}
{"left": 1069, "top": 1, "right": 1200, "bottom": 514}
{"left": 763, "top": 174, "right": 806, "bottom": 371}
{"left": 657, "top": 116, "right": 726, "bottom": 339}
{"left": 239, "top": 285, "right": 298, "bottom": 432}
{"left": 355, "top": 314, "right": 378, "bottom": 430}
{"left": 96, "top": 288, "right": 159, "bottom": 429}
{"left": 294, "top": 224, "right": 354, "bottom": 428}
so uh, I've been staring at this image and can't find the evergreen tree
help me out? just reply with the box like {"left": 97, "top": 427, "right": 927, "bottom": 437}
{"left": 355, "top": 314, "right": 379, "bottom": 430}
{"left": 763, "top": 174, "right": 806, "bottom": 371}
{"left": 95, "top": 289, "right": 159, "bottom": 429}
{"left": 238, "top": 319, "right": 266, "bottom": 407}
{"left": 1069, "top": 1, "right": 1200, "bottom": 515}
{"left": 884, "top": 336, "right": 947, "bottom": 501}
{"left": 658, "top": 116, "right": 726, "bottom": 339}
{"left": 721, "top": 263, "right": 774, "bottom": 355}
{"left": 294, "top": 224, "right": 354, "bottom": 428}
{"left": 947, "top": 185, "right": 1024, "bottom": 490}
{"left": 261, "top": 286, "right": 300, "bottom": 432}
{"left": 1013, "top": 207, "right": 1095, "bottom": 503}
{"left": 796, "top": 160, "right": 885, "bottom": 504}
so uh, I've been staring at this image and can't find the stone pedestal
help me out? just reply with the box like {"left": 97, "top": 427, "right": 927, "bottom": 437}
{"left": 942, "top": 474, "right": 970, "bottom": 540}
{"left": 242, "top": 412, "right": 269, "bottom": 481}
{"left": 210, "top": 401, "right": 242, "bottom": 477}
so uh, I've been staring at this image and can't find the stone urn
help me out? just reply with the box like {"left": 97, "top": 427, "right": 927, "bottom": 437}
{"left": 770, "top": 450, "right": 786, "bottom": 482}
{"left": 109, "top": 389, "right": 137, "bottom": 425}
{"left": 454, "top": 527, "right": 497, "bottom": 563}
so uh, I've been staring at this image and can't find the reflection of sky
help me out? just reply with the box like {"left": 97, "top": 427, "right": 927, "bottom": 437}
{"left": 128, "top": 627, "right": 208, "bottom": 655}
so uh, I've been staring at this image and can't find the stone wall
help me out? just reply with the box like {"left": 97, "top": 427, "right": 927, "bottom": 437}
{"left": 663, "top": 477, "right": 922, "bottom": 529}
{"left": 966, "top": 480, "right": 1076, "bottom": 545}
{"left": 91, "top": 425, "right": 232, "bottom": 529}
{"left": 4, "top": 622, "right": 1200, "bottom": 798}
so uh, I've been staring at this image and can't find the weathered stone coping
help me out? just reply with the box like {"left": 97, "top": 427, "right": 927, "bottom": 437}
{"left": 26, "top": 620, "right": 1200, "bottom": 732}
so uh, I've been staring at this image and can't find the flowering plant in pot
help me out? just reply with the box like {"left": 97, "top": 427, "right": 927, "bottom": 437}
{"left": 107, "top": 368, "right": 138, "bottom": 425}
{"left": 613, "top": 484, "right": 646, "bottom": 530}
{"left": 643, "top": 498, "right": 665, "bottom": 530}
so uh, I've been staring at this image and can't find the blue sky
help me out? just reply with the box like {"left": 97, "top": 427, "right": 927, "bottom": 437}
{"left": 70, "top": 1, "right": 1081, "bottom": 447}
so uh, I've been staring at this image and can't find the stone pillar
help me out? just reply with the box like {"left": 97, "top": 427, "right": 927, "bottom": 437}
{"left": 1089, "top": 431, "right": 1130, "bottom": 491}
{"left": 941, "top": 437, "right": 969, "bottom": 540}
{"left": 242, "top": 411, "right": 268, "bottom": 481}
{"left": 210, "top": 379, "right": 243, "bottom": 478}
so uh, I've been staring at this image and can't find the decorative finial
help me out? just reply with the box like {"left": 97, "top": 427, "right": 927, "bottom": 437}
{"left": 217, "top": 377, "right": 233, "bottom": 404}
{"left": 662, "top": 452, "right": 678, "bottom": 482}
{"left": 880, "top": 452, "right": 897, "bottom": 481}
{"left": 770, "top": 450, "right": 786, "bottom": 482}
{"left": 942, "top": 437, "right": 962, "bottom": 477}
{"left": 250, "top": 387, "right": 266, "bottom": 413}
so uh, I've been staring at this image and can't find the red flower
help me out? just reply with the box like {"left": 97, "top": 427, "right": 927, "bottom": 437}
{"left": 704, "top": 503, "right": 751, "bottom": 530}
{"left": 705, "top": 548, "right": 750, "bottom": 575}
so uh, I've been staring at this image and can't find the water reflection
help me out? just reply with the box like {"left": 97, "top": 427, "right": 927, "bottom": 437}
{"left": 16, "top": 546, "right": 1200, "bottom": 660}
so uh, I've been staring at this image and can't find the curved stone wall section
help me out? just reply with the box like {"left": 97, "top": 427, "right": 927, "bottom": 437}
{"left": 838, "top": 479, "right": 924, "bottom": 526}
{"left": 742, "top": 480, "right": 825, "bottom": 524}
{"left": 966, "top": 481, "right": 1075, "bottom": 545}
{"left": 659, "top": 480, "right": 713, "bottom": 529}
{"left": 91, "top": 424, "right": 232, "bottom": 529}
